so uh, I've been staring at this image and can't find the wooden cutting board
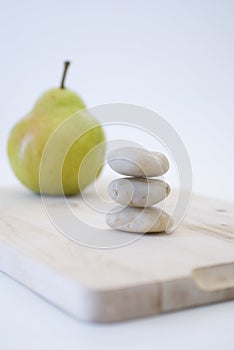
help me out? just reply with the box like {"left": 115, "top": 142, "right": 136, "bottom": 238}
{"left": 0, "top": 186, "right": 234, "bottom": 323}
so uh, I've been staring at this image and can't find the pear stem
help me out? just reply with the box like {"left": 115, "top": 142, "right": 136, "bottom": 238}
{"left": 60, "top": 61, "right": 70, "bottom": 89}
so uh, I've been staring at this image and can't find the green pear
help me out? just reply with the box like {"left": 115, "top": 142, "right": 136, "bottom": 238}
{"left": 7, "top": 62, "right": 105, "bottom": 195}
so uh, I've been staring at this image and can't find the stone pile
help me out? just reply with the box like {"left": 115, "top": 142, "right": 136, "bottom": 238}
{"left": 105, "top": 147, "right": 173, "bottom": 233}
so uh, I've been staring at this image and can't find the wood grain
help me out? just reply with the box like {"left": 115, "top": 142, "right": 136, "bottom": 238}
{"left": 0, "top": 186, "right": 234, "bottom": 322}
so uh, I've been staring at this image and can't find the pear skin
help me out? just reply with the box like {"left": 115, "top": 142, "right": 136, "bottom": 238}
{"left": 7, "top": 62, "right": 105, "bottom": 195}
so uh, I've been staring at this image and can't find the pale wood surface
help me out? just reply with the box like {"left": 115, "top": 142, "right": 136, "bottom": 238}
{"left": 0, "top": 186, "right": 234, "bottom": 322}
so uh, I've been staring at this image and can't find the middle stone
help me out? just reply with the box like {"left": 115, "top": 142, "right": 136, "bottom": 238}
{"left": 108, "top": 178, "right": 170, "bottom": 208}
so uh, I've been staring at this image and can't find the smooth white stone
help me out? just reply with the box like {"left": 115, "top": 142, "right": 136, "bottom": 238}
{"left": 107, "top": 147, "right": 169, "bottom": 177}
{"left": 105, "top": 206, "right": 173, "bottom": 233}
{"left": 108, "top": 178, "right": 170, "bottom": 207}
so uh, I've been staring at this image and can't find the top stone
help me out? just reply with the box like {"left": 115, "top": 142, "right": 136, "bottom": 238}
{"left": 107, "top": 147, "right": 169, "bottom": 177}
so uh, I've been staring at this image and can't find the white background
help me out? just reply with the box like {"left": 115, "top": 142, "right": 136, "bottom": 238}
{"left": 0, "top": 0, "right": 234, "bottom": 349}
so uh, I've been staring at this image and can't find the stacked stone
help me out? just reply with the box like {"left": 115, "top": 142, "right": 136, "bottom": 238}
{"left": 105, "top": 147, "right": 173, "bottom": 233}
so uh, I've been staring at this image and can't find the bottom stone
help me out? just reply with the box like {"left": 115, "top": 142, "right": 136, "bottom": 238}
{"left": 105, "top": 206, "right": 173, "bottom": 233}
